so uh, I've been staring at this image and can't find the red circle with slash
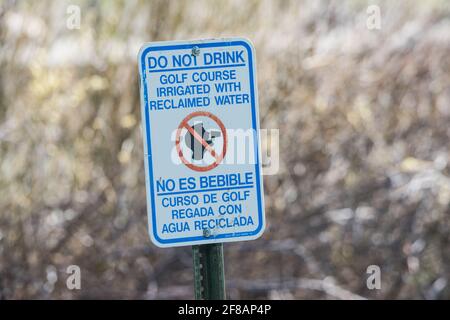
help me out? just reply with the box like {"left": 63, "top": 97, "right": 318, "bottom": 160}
{"left": 175, "top": 111, "right": 227, "bottom": 172}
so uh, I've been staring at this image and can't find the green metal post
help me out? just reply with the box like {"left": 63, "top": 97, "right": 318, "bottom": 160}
{"left": 193, "top": 243, "right": 226, "bottom": 300}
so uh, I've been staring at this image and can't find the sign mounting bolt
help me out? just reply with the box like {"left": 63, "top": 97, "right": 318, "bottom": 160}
{"left": 192, "top": 46, "right": 200, "bottom": 56}
{"left": 203, "top": 229, "right": 211, "bottom": 238}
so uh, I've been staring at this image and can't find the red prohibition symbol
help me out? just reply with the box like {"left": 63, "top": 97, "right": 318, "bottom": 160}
{"left": 175, "top": 111, "right": 227, "bottom": 172}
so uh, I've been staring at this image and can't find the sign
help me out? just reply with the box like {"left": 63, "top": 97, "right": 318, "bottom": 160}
{"left": 176, "top": 111, "right": 227, "bottom": 172}
{"left": 138, "top": 38, "right": 265, "bottom": 247}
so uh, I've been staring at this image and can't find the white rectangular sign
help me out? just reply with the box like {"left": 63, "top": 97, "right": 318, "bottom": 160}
{"left": 138, "top": 38, "right": 265, "bottom": 247}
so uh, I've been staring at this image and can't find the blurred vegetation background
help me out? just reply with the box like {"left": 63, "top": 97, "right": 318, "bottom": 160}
{"left": 0, "top": 0, "right": 449, "bottom": 299}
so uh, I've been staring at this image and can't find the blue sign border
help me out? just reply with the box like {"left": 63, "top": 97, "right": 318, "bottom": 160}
{"left": 139, "top": 40, "right": 264, "bottom": 245}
